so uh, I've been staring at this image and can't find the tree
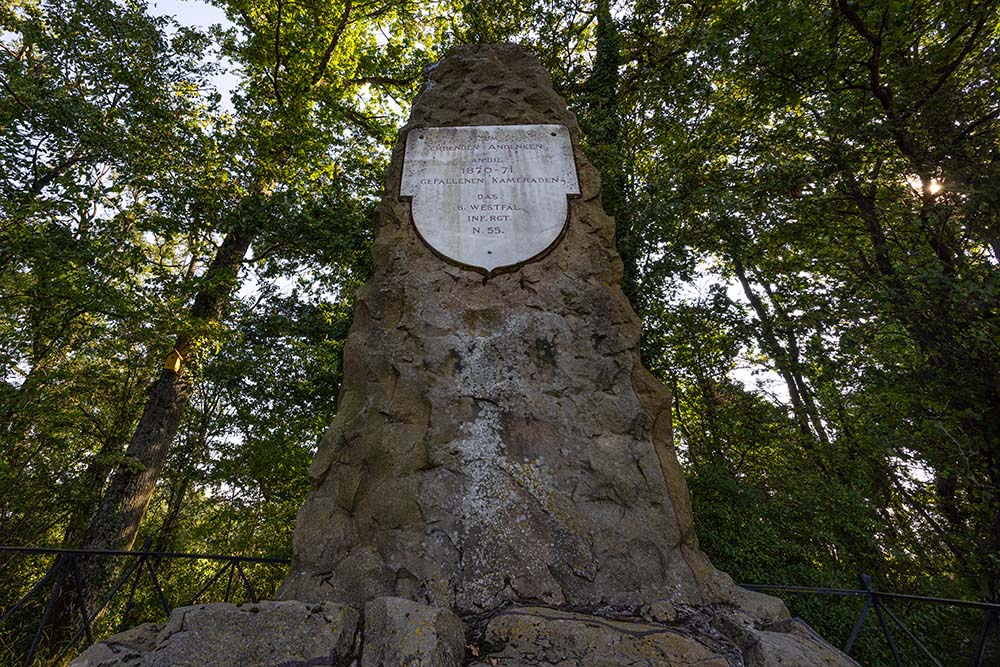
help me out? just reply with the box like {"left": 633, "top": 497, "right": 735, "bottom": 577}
{"left": 4, "top": 0, "right": 998, "bottom": 661}
{"left": 688, "top": 0, "right": 1000, "bottom": 600}
{"left": 67, "top": 0, "right": 443, "bottom": 625}
{"left": 1, "top": 0, "right": 214, "bottom": 551}
{"left": 453, "top": 0, "right": 999, "bottom": 654}
{"left": 0, "top": 0, "right": 451, "bottom": 650}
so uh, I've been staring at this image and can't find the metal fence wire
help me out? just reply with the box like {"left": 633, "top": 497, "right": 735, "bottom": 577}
{"left": 1, "top": 545, "right": 999, "bottom": 666}
{"left": 0, "top": 542, "right": 290, "bottom": 667}
{"left": 742, "top": 575, "right": 1000, "bottom": 666}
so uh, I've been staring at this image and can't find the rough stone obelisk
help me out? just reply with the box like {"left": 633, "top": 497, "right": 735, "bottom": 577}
{"left": 278, "top": 44, "right": 763, "bottom": 615}
{"left": 73, "top": 45, "right": 857, "bottom": 667}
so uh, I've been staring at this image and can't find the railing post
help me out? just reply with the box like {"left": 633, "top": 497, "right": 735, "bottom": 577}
{"left": 235, "top": 560, "right": 258, "bottom": 603}
{"left": 144, "top": 553, "right": 171, "bottom": 618}
{"left": 118, "top": 551, "right": 147, "bottom": 633}
{"left": 1, "top": 544, "right": 292, "bottom": 664}
{"left": 844, "top": 590, "right": 872, "bottom": 655}
{"left": 68, "top": 555, "right": 94, "bottom": 646}
{"left": 186, "top": 560, "right": 234, "bottom": 605}
{"left": 878, "top": 597, "right": 943, "bottom": 666}
{"left": 24, "top": 554, "right": 69, "bottom": 667}
{"left": 861, "top": 573, "right": 902, "bottom": 667}
{"left": 0, "top": 555, "right": 62, "bottom": 627}
{"left": 224, "top": 559, "right": 235, "bottom": 602}
{"left": 973, "top": 609, "right": 996, "bottom": 667}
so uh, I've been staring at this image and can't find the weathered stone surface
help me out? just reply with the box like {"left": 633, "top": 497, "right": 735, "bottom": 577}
{"left": 725, "top": 584, "right": 790, "bottom": 622}
{"left": 744, "top": 619, "right": 860, "bottom": 667}
{"left": 70, "top": 623, "right": 160, "bottom": 667}
{"left": 640, "top": 599, "right": 679, "bottom": 624}
{"left": 469, "top": 606, "right": 858, "bottom": 667}
{"left": 69, "top": 601, "right": 359, "bottom": 667}
{"left": 277, "top": 42, "right": 777, "bottom": 619}
{"left": 708, "top": 613, "right": 860, "bottom": 667}
{"left": 475, "top": 606, "right": 731, "bottom": 666}
{"left": 361, "top": 597, "right": 465, "bottom": 667}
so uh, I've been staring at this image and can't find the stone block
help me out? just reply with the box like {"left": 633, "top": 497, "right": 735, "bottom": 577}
{"left": 361, "top": 597, "right": 465, "bottom": 667}
{"left": 746, "top": 618, "right": 861, "bottom": 667}
{"left": 69, "top": 623, "right": 160, "bottom": 667}
{"left": 70, "top": 601, "right": 359, "bottom": 667}
{"left": 478, "top": 606, "right": 731, "bottom": 666}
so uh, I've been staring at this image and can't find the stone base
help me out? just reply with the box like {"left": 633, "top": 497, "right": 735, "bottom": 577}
{"left": 474, "top": 606, "right": 857, "bottom": 666}
{"left": 71, "top": 598, "right": 857, "bottom": 667}
{"left": 70, "top": 601, "right": 360, "bottom": 667}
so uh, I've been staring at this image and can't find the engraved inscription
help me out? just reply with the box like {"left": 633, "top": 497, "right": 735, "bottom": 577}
{"left": 400, "top": 125, "right": 580, "bottom": 272}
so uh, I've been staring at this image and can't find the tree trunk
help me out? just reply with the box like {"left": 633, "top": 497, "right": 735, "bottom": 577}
{"left": 730, "top": 253, "right": 818, "bottom": 445}
{"left": 756, "top": 279, "right": 831, "bottom": 446}
{"left": 583, "top": 0, "right": 641, "bottom": 311}
{"left": 155, "top": 403, "right": 213, "bottom": 554}
{"left": 82, "top": 228, "right": 252, "bottom": 550}
{"left": 47, "top": 228, "right": 254, "bottom": 644}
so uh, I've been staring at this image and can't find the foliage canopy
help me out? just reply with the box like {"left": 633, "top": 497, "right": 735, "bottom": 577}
{"left": 1, "top": 0, "right": 998, "bottom": 663}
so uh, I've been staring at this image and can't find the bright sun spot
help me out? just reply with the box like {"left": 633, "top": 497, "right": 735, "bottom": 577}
{"left": 905, "top": 174, "right": 943, "bottom": 194}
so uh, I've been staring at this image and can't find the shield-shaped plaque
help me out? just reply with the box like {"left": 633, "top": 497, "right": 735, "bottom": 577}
{"left": 400, "top": 124, "right": 580, "bottom": 273}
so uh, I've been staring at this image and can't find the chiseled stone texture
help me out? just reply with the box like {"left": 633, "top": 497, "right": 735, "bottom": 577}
{"left": 70, "top": 623, "right": 161, "bottom": 667}
{"left": 69, "top": 600, "right": 857, "bottom": 667}
{"left": 475, "top": 607, "right": 731, "bottom": 666}
{"left": 740, "top": 619, "right": 860, "bottom": 667}
{"left": 277, "top": 42, "right": 776, "bottom": 618}
{"left": 361, "top": 597, "right": 465, "bottom": 667}
{"left": 471, "top": 606, "right": 860, "bottom": 667}
{"left": 69, "top": 601, "right": 359, "bottom": 667}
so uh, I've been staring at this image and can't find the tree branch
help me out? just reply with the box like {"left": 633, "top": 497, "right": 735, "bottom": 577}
{"left": 272, "top": 0, "right": 284, "bottom": 106}
{"left": 0, "top": 75, "right": 31, "bottom": 111}
{"left": 311, "top": 0, "right": 353, "bottom": 88}
{"left": 836, "top": 0, "right": 925, "bottom": 166}
{"left": 347, "top": 74, "right": 416, "bottom": 87}
{"left": 28, "top": 146, "right": 88, "bottom": 200}
{"left": 915, "top": 7, "right": 990, "bottom": 113}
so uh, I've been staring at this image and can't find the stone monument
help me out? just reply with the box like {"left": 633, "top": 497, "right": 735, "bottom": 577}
{"left": 73, "top": 45, "right": 857, "bottom": 667}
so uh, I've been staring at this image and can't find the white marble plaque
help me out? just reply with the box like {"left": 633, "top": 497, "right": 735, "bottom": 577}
{"left": 400, "top": 124, "right": 580, "bottom": 273}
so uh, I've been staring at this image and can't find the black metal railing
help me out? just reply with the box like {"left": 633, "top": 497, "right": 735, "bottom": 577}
{"left": 2, "top": 545, "right": 999, "bottom": 666}
{"left": 742, "top": 574, "right": 1000, "bottom": 666}
{"left": 0, "top": 543, "right": 290, "bottom": 667}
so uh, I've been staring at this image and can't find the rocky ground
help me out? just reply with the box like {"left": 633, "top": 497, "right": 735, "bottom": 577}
{"left": 71, "top": 597, "right": 857, "bottom": 667}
